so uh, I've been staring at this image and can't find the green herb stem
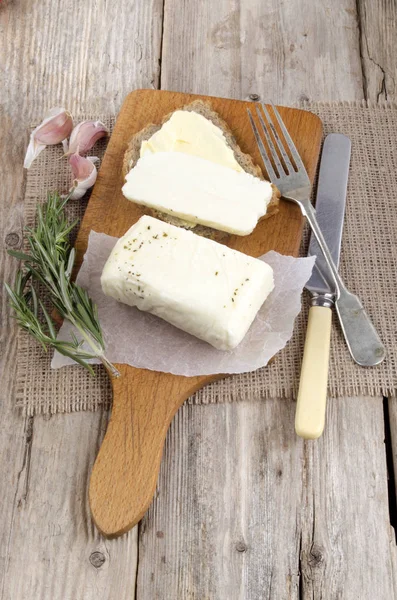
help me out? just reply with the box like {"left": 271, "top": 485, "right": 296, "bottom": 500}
{"left": 6, "top": 191, "right": 119, "bottom": 377}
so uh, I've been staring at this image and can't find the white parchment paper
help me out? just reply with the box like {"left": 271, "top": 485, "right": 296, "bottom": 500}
{"left": 52, "top": 231, "right": 315, "bottom": 376}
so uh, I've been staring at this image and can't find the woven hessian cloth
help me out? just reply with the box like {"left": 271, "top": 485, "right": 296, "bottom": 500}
{"left": 14, "top": 101, "right": 397, "bottom": 415}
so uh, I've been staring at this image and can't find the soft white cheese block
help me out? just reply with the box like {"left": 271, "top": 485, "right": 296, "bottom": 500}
{"left": 101, "top": 215, "right": 274, "bottom": 351}
{"left": 140, "top": 110, "right": 244, "bottom": 172}
{"left": 122, "top": 152, "right": 273, "bottom": 236}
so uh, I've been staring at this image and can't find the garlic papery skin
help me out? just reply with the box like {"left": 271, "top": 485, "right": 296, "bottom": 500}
{"left": 24, "top": 108, "right": 73, "bottom": 169}
{"left": 67, "top": 120, "right": 108, "bottom": 156}
{"left": 69, "top": 153, "right": 98, "bottom": 200}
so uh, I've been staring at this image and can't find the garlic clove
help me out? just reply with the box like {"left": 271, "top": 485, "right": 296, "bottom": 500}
{"left": 23, "top": 141, "right": 47, "bottom": 170}
{"left": 68, "top": 153, "right": 98, "bottom": 200}
{"left": 67, "top": 120, "right": 108, "bottom": 156}
{"left": 34, "top": 107, "right": 73, "bottom": 144}
{"left": 24, "top": 107, "right": 73, "bottom": 169}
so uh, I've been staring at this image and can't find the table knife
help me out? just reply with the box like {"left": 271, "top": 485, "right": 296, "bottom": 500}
{"left": 295, "top": 133, "right": 351, "bottom": 439}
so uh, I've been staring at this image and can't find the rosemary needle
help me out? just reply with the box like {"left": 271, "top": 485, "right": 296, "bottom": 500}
{"left": 6, "top": 191, "right": 119, "bottom": 377}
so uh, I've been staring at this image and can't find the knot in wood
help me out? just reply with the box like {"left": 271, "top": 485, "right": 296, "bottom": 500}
{"left": 236, "top": 541, "right": 247, "bottom": 553}
{"left": 308, "top": 543, "right": 324, "bottom": 567}
{"left": 249, "top": 94, "right": 260, "bottom": 101}
{"left": 5, "top": 232, "right": 20, "bottom": 247}
{"left": 89, "top": 551, "right": 106, "bottom": 568}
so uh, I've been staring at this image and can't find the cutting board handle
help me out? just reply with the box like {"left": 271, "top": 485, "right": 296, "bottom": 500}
{"left": 89, "top": 365, "right": 214, "bottom": 537}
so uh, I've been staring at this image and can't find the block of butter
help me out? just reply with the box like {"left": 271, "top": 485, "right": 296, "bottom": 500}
{"left": 101, "top": 215, "right": 274, "bottom": 351}
{"left": 122, "top": 151, "right": 273, "bottom": 236}
{"left": 140, "top": 110, "right": 244, "bottom": 171}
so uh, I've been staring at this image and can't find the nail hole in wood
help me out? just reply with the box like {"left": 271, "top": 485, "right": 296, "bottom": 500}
{"left": 299, "top": 94, "right": 310, "bottom": 103}
{"left": 236, "top": 541, "right": 247, "bottom": 553}
{"left": 89, "top": 551, "right": 106, "bottom": 568}
{"left": 5, "top": 232, "right": 20, "bottom": 247}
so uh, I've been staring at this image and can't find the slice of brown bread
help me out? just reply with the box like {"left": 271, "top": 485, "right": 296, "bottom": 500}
{"left": 122, "top": 99, "right": 280, "bottom": 240}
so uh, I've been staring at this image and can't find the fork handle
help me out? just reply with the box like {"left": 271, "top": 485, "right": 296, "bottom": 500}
{"left": 302, "top": 201, "right": 385, "bottom": 367}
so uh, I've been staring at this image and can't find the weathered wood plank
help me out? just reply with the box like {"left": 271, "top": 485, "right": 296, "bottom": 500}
{"left": 386, "top": 396, "right": 397, "bottom": 546}
{"left": 0, "top": 0, "right": 163, "bottom": 120}
{"left": 301, "top": 397, "right": 397, "bottom": 600}
{"left": 1, "top": 0, "right": 396, "bottom": 599}
{"left": 137, "top": 401, "right": 303, "bottom": 600}
{"left": 136, "top": 399, "right": 397, "bottom": 600}
{"left": 358, "top": 0, "right": 397, "bottom": 101}
{"left": 358, "top": 0, "right": 397, "bottom": 552}
{"left": 134, "top": 1, "right": 397, "bottom": 598}
{"left": 0, "top": 0, "right": 163, "bottom": 597}
{"left": 359, "top": 0, "right": 397, "bottom": 548}
{"left": 1, "top": 412, "right": 138, "bottom": 600}
{"left": 161, "top": 0, "right": 364, "bottom": 103}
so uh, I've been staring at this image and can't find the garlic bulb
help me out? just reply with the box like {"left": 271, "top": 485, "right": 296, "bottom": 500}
{"left": 24, "top": 108, "right": 73, "bottom": 169}
{"left": 66, "top": 120, "right": 108, "bottom": 156}
{"left": 68, "top": 153, "right": 98, "bottom": 200}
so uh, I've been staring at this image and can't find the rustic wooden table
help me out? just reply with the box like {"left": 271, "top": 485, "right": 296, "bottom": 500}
{"left": 1, "top": 1, "right": 397, "bottom": 598}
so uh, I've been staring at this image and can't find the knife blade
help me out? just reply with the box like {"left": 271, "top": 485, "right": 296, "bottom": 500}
{"left": 306, "top": 133, "right": 351, "bottom": 296}
{"left": 295, "top": 133, "right": 351, "bottom": 440}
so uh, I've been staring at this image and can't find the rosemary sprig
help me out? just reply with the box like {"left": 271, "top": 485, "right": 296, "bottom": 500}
{"left": 6, "top": 191, "right": 119, "bottom": 377}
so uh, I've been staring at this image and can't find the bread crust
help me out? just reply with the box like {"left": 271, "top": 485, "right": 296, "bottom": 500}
{"left": 122, "top": 99, "right": 280, "bottom": 239}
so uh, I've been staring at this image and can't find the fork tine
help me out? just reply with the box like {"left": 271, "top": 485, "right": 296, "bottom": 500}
{"left": 261, "top": 104, "right": 295, "bottom": 173}
{"left": 255, "top": 106, "right": 284, "bottom": 177}
{"left": 270, "top": 102, "right": 306, "bottom": 172}
{"left": 247, "top": 108, "right": 278, "bottom": 182}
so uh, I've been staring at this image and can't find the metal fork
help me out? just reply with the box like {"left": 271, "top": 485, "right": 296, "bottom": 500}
{"left": 248, "top": 103, "right": 385, "bottom": 367}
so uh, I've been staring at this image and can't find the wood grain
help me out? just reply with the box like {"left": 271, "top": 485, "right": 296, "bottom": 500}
{"left": 358, "top": 0, "right": 397, "bottom": 102}
{"left": 136, "top": 1, "right": 397, "bottom": 599}
{"left": 0, "top": 411, "right": 138, "bottom": 600}
{"left": 137, "top": 401, "right": 304, "bottom": 599}
{"left": 89, "top": 367, "right": 218, "bottom": 537}
{"left": 0, "top": 0, "right": 163, "bottom": 596}
{"left": 1, "top": 0, "right": 396, "bottom": 597}
{"left": 300, "top": 397, "right": 397, "bottom": 599}
{"left": 136, "top": 399, "right": 397, "bottom": 600}
{"left": 84, "top": 89, "right": 323, "bottom": 536}
{"left": 161, "top": 0, "right": 364, "bottom": 103}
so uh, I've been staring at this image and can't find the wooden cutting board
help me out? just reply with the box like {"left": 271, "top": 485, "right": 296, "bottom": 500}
{"left": 76, "top": 89, "right": 323, "bottom": 537}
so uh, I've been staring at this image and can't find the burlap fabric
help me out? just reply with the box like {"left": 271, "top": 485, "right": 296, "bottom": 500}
{"left": 15, "top": 102, "right": 397, "bottom": 415}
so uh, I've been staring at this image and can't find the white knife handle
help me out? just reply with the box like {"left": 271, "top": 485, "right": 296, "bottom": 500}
{"left": 295, "top": 306, "right": 332, "bottom": 439}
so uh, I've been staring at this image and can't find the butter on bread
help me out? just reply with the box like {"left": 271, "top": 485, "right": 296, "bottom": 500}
{"left": 122, "top": 100, "right": 280, "bottom": 239}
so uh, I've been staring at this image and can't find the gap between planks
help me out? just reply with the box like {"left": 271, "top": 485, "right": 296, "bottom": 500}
{"left": 1, "top": 0, "right": 397, "bottom": 598}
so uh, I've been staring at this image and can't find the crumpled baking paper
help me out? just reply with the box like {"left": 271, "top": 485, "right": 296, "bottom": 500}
{"left": 52, "top": 231, "right": 315, "bottom": 376}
